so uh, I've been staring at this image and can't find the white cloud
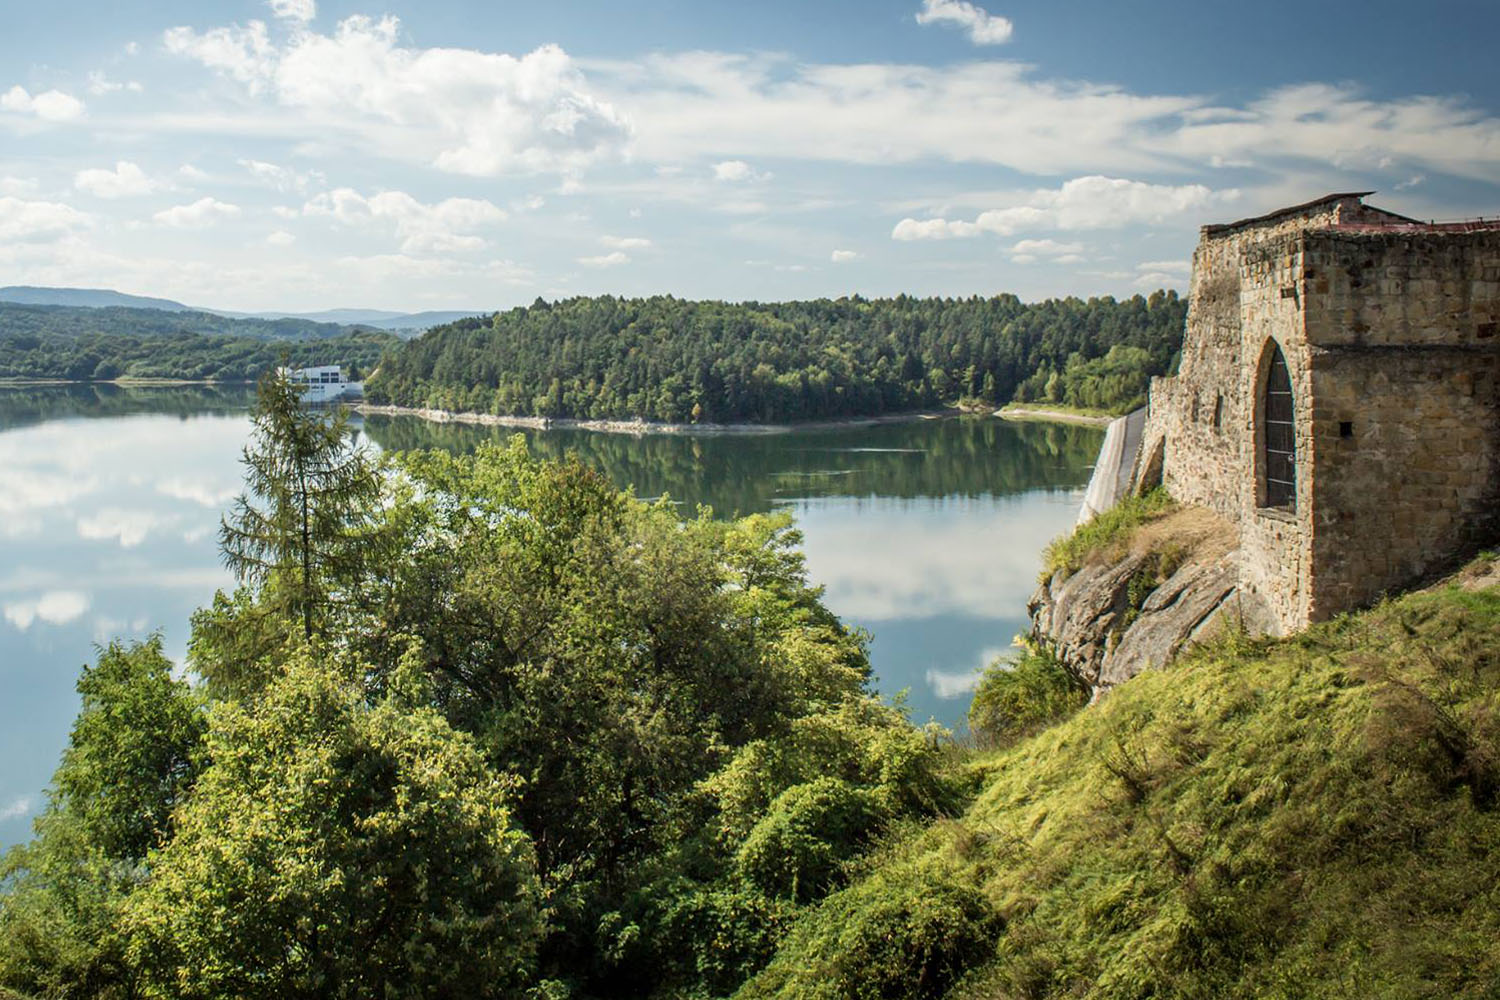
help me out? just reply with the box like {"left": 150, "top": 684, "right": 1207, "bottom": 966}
{"left": 1165, "top": 83, "right": 1500, "bottom": 183}
{"left": 0, "top": 176, "right": 38, "bottom": 196}
{"left": 268, "top": 0, "right": 316, "bottom": 22}
{"left": 915, "top": 0, "right": 1014, "bottom": 45}
{"left": 578, "top": 251, "right": 629, "bottom": 267}
{"left": 178, "top": 163, "right": 209, "bottom": 182}
{"left": 890, "top": 217, "right": 979, "bottom": 241}
{"left": 0, "top": 196, "right": 91, "bottom": 242}
{"left": 712, "top": 160, "right": 770, "bottom": 183}
{"left": 77, "top": 508, "right": 170, "bottom": 547}
{"left": 303, "top": 187, "right": 506, "bottom": 252}
{"left": 86, "top": 71, "right": 143, "bottom": 96}
{"left": 1009, "top": 238, "right": 1084, "bottom": 257}
{"left": 1395, "top": 174, "right": 1425, "bottom": 190}
{"left": 830, "top": 249, "right": 859, "bottom": 262}
{"left": 93, "top": 615, "right": 151, "bottom": 641}
{"left": 74, "top": 161, "right": 156, "bottom": 198}
{"left": 893, "top": 176, "right": 1230, "bottom": 241}
{"left": 4, "top": 590, "right": 91, "bottom": 630}
{"left": 166, "top": 15, "right": 629, "bottom": 176}
{"left": 0, "top": 796, "right": 34, "bottom": 822}
{"left": 925, "top": 666, "right": 985, "bottom": 699}
{"left": 240, "top": 158, "right": 324, "bottom": 194}
{"left": 163, "top": 21, "right": 277, "bottom": 94}
{"left": 266, "top": 229, "right": 296, "bottom": 246}
{"left": 1135, "top": 258, "right": 1190, "bottom": 274}
{"left": 592, "top": 53, "right": 1500, "bottom": 189}
{"left": 599, "top": 235, "right": 651, "bottom": 249}
{"left": 153, "top": 197, "right": 242, "bottom": 228}
{"left": 157, "top": 477, "right": 239, "bottom": 507}
{"left": 0, "top": 85, "right": 85, "bottom": 121}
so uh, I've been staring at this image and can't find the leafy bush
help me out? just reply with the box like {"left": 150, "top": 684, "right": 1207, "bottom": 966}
{"left": 125, "top": 654, "right": 543, "bottom": 999}
{"left": 736, "top": 778, "right": 887, "bottom": 902}
{"left": 736, "top": 864, "right": 1001, "bottom": 1000}
{"left": 968, "top": 642, "right": 1088, "bottom": 748}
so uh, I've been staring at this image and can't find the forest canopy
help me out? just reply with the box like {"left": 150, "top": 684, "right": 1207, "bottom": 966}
{"left": 367, "top": 290, "right": 1186, "bottom": 422}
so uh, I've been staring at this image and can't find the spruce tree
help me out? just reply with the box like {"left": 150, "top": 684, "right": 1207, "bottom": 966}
{"left": 220, "top": 368, "right": 381, "bottom": 640}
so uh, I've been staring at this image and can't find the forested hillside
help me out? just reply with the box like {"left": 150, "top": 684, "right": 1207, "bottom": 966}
{"left": 368, "top": 291, "right": 1186, "bottom": 422}
{"left": 0, "top": 302, "right": 375, "bottom": 342}
{"left": 0, "top": 302, "right": 395, "bottom": 380}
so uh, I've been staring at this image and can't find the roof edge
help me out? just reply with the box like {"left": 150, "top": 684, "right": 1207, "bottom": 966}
{"left": 1202, "top": 192, "right": 1378, "bottom": 236}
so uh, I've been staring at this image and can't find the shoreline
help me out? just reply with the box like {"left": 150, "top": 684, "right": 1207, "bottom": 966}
{"left": 353, "top": 402, "right": 969, "bottom": 436}
{"left": 995, "top": 405, "right": 1116, "bottom": 427}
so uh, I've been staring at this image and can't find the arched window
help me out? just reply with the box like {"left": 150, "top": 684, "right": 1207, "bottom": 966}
{"left": 1261, "top": 342, "right": 1296, "bottom": 509}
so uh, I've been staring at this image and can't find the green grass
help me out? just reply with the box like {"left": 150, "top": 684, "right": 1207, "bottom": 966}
{"left": 1040, "top": 489, "right": 1175, "bottom": 579}
{"left": 738, "top": 563, "right": 1500, "bottom": 999}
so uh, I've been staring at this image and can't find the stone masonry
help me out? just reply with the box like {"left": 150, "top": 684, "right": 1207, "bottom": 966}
{"left": 1135, "top": 193, "right": 1500, "bottom": 633}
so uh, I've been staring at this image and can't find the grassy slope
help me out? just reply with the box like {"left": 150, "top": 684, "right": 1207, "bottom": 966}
{"left": 740, "top": 559, "right": 1500, "bottom": 1000}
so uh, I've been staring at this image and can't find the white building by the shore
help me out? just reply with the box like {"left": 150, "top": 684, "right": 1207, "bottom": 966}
{"left": 283, "top": 364, "right": 363, "bottom": 403}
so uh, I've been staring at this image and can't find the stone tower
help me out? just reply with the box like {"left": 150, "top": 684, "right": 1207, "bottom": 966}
{"left": 1136, "top": 193, "right": 1500, "bottom": 633}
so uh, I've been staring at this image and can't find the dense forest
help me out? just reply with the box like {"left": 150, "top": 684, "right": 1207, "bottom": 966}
{"left": 4, "top": 375, "right": 1500, "bottom": 999}
{"left": 0, "top": 302, "right": 378, "bottom": 343}
{"left": 0, "top": 302, "right": 394, "bottom": 381}
{"left": 367, "top": 291, "right": 1187, "bottom": 422}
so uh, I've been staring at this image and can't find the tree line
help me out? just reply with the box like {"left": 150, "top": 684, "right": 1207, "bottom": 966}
{"left": 0, "top": 326, "right": 393, "bottom": 382}
{"left": 367, "top": 290, "right": 1186, "bottom": 422}
{"left": 0, "top": 302, "right": 396, "bottom": 382}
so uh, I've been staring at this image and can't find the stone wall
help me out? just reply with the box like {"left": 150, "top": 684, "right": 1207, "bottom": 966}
{"left": 1135, "top": 196, "right": 1500, "bottom": 634}
{"left": 1301, "top": 230, "right": 1500, "bottom": 617}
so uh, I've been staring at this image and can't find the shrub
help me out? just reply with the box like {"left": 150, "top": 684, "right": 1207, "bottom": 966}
{"left": 968, "top": 643, "right": 1088, "bottom": 748}
{"left": 736, "top": 778, "right": 887, "bottom": 902}
{"left": 736, "top": 864, "right": 1001, "bottom": 1000}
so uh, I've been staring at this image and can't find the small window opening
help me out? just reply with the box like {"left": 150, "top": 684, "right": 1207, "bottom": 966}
{"left": 1211, "top": 394, "right": 1223, "bottom": 432}
{"left": 1262, "top": 344, "right": 1296, "bottom": 510}
{"left": 1339, "top": 421, "right": 1354, "bottom": 439}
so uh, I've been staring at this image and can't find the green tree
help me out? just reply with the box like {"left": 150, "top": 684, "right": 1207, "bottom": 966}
{"left": 219, "top": 369, "right": 381, "bottom": 641}
{"left": 0, "top": 638, "right": 205, "bottom": 1000}
{"left": 125, "top": 651, "right": 543, "bottom": 1000}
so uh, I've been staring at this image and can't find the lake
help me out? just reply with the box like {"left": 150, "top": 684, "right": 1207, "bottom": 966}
{"left": 0, "top": 383, "right": 1101, "bottom": 846}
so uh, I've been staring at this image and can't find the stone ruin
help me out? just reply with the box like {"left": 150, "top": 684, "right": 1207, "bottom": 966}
{"left": 1133, "top": 192, "right": 1500, "bottom": 634}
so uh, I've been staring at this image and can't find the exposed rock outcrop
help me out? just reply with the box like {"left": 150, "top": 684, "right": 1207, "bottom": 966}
{"left": 1029, "top": 507, "right": 1275, "bottom": 698}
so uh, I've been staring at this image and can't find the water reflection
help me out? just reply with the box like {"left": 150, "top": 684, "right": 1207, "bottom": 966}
{"left": 0, "top": 386, "right": 1101, "bottom": 847}
{"left": 360, "top": 413, "right": 1102, "bottom": 515}
{"left": 0, "top": 391, "right": 250, "bottom": 848}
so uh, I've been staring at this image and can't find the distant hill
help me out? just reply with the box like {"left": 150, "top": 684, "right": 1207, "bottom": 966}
{"left": 0, "top": 286, "right": 483, "bottom": 337}
{"left": 373, "top": 309, "right": 488, "bottom": 332}
{"left": 245, "top": 308, "right": 487, "bottom": 334}
{"left": 0, "top": 285, "right": 194, "bottom": 312}
{"left": 0, "top": 302, "right": 373, "bottom": 342}
{"left": 0, "top": 302, "right": 397, "bottom": 381}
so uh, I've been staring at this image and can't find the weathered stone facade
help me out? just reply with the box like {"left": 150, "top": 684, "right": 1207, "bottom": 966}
{"left": 1137, "top": 193, "right": 1500, "bottom": 633}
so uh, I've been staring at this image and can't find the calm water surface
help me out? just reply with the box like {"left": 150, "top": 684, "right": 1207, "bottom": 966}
{"left": 0, "top": 384, "right": 1101, "bottom": 846}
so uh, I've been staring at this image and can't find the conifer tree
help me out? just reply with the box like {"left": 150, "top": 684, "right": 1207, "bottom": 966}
{"left": 220, "top": 368, "right": 381, "bottom": 640}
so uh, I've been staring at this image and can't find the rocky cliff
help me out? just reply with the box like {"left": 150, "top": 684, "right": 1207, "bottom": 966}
{"left": 1029, "top": 505, "right": 1276, "bottom": 698}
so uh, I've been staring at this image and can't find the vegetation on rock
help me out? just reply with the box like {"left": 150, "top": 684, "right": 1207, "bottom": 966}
{"left": 1041, "top": 488, "right": 1175, "bottom": 578}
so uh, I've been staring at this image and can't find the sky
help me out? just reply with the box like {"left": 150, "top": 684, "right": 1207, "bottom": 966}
{"left": 3, "top": 0, "right": 1500, "bottom": 313}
